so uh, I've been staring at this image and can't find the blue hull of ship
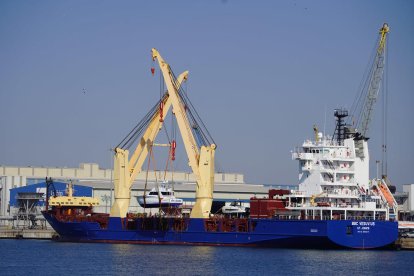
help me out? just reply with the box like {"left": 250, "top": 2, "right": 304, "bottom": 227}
{"left": 43, "top": 213, "right": 398, "bottom": 249}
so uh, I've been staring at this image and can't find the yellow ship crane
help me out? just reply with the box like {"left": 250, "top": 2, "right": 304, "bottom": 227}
{"left": 151, "top": 48, "right": 216, "bottom": 218}
{"left": 110, "top": 70, "right": 189, "bottom": 219}
{"left": 110, "top": 48, "right": 216, "bottom": 219}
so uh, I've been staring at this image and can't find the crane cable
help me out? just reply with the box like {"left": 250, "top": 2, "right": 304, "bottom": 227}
{"left": 179, "top": 88, "right": 215, "bottom": 146}
{"left": 348, "top": 35, "right": 381, "bottom": 128}
{"left": 170, "top": 68, "right": 216, "bottom": 147}
{"left": 148, "top": 147, "right": 164, "bottom": 214}
{"left": 143, "top": 145, "right": 153, "bottom": 211}
{"left": 116, "top": 96, "right": 165, "bottom": 150}
{"left": 159, "top": 68, "right": 165, "bottom": 122}
{"left": 143, "top": 144, "right": 164, "bottom": 212}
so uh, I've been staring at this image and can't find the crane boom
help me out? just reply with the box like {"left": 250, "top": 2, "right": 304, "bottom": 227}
{"left": 358, "top": 23, "right": 389, "bottom": 137}
{"left": 109, "top": 71, "right": 188, "bottom": 218}
{"left": 128, "top": 71, "right": 188, "bottom": 182}
{"left": 151, "top": 48, "right": 216, "bottom": 218}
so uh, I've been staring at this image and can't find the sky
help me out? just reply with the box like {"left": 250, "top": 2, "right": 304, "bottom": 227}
{"left": 0, "top": 0, "right": 413, "bottom": 189}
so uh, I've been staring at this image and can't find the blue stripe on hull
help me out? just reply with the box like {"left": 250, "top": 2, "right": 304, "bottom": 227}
{"left": 43, "top": 213, "right": 398, "bottom": 249}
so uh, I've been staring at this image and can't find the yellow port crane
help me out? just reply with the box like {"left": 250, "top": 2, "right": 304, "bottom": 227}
{"left": 347, "top": 23, "right": 396, "bottom": 215}
{"left": 350, "top": 23, "right": 389, "bottom": 139}
{"left": 110, "top": 49, "right": 216, "bottom": 219}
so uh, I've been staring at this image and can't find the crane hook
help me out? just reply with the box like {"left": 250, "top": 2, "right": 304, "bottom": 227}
{"left": 159, "top": 101, "right": 164, "bottom": 122}
{"left": 171, "top": 140, "right": 176, "bottom": 161}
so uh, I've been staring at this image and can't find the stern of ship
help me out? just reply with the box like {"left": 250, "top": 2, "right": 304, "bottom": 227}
{"left": 327, "top": 220, "right": 398, "bottom": 249}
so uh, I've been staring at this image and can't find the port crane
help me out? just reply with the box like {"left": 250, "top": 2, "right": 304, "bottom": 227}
{"left": 349, "top": 23, "right": 389, "bottom": 139}
{"left": 346, "top": 23, "right": 390, "bottom": 165}
{"left": 110, "top": 49, "right": 216, "bottom": 219}
{"left": 347, "top": 23, "right": 397, "bottom": 218}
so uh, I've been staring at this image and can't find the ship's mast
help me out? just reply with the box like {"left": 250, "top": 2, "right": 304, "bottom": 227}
{"left": 332, "top": 109, "right": 348, "bottom": 145}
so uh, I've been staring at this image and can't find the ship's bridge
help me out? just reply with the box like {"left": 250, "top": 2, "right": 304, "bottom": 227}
{"left": 292, "top": 137, "right": 354, "bottom": 161}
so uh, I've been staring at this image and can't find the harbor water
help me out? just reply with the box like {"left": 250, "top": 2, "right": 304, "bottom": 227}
{"left": 0, "top": 240, "right": 412, "bottom": 275}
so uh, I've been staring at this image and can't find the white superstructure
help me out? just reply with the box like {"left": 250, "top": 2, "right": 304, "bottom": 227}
{"left": 288, "top": 110, "right": 397, "bottom": 221}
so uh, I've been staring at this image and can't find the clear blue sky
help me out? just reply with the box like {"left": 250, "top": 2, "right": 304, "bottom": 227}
{"left": 0, "top": 0, "right": 413, "bottom": 189}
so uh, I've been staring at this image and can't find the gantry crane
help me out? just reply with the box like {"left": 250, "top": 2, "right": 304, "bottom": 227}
{"left": 110, "top": 49, "right": 216, "bottom": 219}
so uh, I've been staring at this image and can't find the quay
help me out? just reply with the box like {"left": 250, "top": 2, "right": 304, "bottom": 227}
{"left": 396, "top": 237, "right": 414, "bottom": 250}
{"left": 0, "top": 228, "right": 56, "bottom": 239}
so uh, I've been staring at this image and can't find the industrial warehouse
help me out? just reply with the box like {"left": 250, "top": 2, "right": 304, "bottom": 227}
{"left": 0, "top": 162, "right": 291, "bottom": 228}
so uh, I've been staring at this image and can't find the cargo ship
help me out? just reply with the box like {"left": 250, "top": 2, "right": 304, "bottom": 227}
{"left": 43, "top": 26, "right": 399, "bottom": 249}
{"left": 42, "top": 109, "right": 398, "bottom": 249}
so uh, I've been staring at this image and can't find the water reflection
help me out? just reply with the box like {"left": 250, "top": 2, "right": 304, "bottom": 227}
{"left": 105, "top": 244, "right": 218, "bottom": 275}
{"left": 102, "top": 244, "right": 410, "bottom": 275}
{"left": 3, "top": 240, "right": 409, "bottom": 276}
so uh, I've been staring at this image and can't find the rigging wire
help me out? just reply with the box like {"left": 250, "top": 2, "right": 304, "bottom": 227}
{"left": 117, "top": 60, "right": 217, "bottom": 199}
{"left": 163, "top": 146, "right": 171, "bottom": 181}
{"left": 160, "top": 68, "right": 163, "bottom": 99}
{"left": 116, "top": 93, "right": 169, "bottom": 150}
{"left": 172, "top": 111, "right": 177, "bottom": 142}
{"left": 149, "top": 146, "right": 160, "bottom": 203}
{"left": 348, "top": 35, "right": 381, "bottom": 129}
{"left": 169, "top": 68, "right": 216, "bottom": 147}
{"left": 143, "top": 145, "right": 153, "bottom": 210}
{"left": 179, "top": 89, "right": 215, "bottom": 146}
{"left": 114, "top": 56, "right": 219, "bottom": 220}
{"left": 116, "top": 98, "right": 159, "bottom": 149}
{"left": 162, "top": 121, "right": 171, "bottom": 144}
{"left": 118, "top": 65, "right": 216, "bottom": 152}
